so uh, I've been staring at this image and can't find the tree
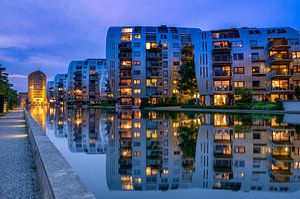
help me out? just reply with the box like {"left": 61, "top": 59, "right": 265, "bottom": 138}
{"left": 234, "top": 87, "right": 252, "bottom": 104}
{"left": 177, "top": 61, "right": 199, "bottom": 99}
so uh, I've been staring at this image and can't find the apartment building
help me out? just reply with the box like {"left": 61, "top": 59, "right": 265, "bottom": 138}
{"left": 46, "top": 81, "right": 55, "bottom": 103}
{"left": 106, "top": 25, "right": 201, "bottom": 108}
{"left": 54, "top": 74, "right": 68, "bottom": 105}
{"left": 28, "top": 70, "right": 47, "bottom": 105}
{"left": 67, "top": 58, "right": 108, "bottom": 105}
{"left": 197, "top": 27, "right": 300, "bottom": 105}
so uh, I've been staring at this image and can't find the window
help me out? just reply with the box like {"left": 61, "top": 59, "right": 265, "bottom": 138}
{"left": 133, "top": 61, "right": 141, "bottom": 66}
{"left": 133, "top": 51, "right": 140, "bottom": 57}
{"left": 234, "top": 67, "right": 244, "bottom": 74}
{"left": 234, "top": 160, "right": 245, "bottom": 167}
{"left": 253, "top": 160, "right": 260, "bottom": 168}
{"left": 253, "top": 147, "right": 261, "bottom": 154}
{"left": 250, "top": 40, "right": 258, "bottom": 47}
{"left": 293, "top": 65, "right": 300, "bottom": 73}
{"left": 234, "top": 133, "right": 245, "bottom": 139}
{"left": 163, "top": 61, "right": 168, "bottom": 68}
{"left": 234, "top": 146, "right": 245, "bottom": 153}
{"left": 232, "top": 41, "right": 243, "bottom": 47}
{"left": 292, "top": 51, "right": 300, "bottom": 59}
{"left": 133, "top": 79, "right": 141, "bottom": 85}
{"left": 133, "top": 70, "right": 141, "bottom": 75}
{"left": 248, "top": 30, "right": 261, "bottom": 34}
{"left": 233, "top": 53, "right": 244, "bottom": 60}
{"left": 134, "top": 34, "right": 141, "bottom": 39}
{"left": 252, "top": 66, "right": 260, "bottom": 74}
{"left": 161, "top": 34, "right": 167, "bottom": 39}
{"left": 173, "top": 61, "right": 180, "bottom": 66}
{"left": 253, "top": 133, "right": 260, "bottom": 139}
{"left": 134, "top": 122, "right": 141, "bottom": 128}
{"left": 252, "top": 81, "right": 260, "bottom": 88}
{"left": 172, "top": 35, "right": 179, "bottom": 40}
{"left": 134, "top": 42, "right": 140, "bottom": 47}
{"left": 173, "top": 52, "right": 180, "bottom": 57}
{"left": 134, "top": 89, "right": 141, "bottom": 94}
{"left": 234, "top": 81, "right": 244, "bottom": 88}
{"left": 173, "top": 43, "right": 179, "bottom": 48}
{"left": 251, "top": 53, "right": 259, "bottom": 60}
{"left": 134, "top": 151, "right": 141, "bottom": 157}
{"left": 134, "top": 132, "right": 140, "bottom": 138}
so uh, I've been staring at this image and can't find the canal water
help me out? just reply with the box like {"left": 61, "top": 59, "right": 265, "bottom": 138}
{"left": 29, "top": 106, "right": 300, "bottom": 199}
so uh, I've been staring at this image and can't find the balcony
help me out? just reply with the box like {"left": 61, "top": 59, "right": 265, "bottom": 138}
{"left": 213, "top": 41, "right": 231, "bottom": 52}
{"left": 119, "top": 42, "right": 132, "bottom": 52}
{"left": 214, "top": 85, "right": 232, "bottom": 93}
{"left": 268, "top": 54, "right": 291, "bottom": 65}
{"left": 146, "top": 52, "right": 162, "bottom": 61}
{"left": 181, "top": 43, "right": 194, "bottom": 52}
{"left": 266, "top": 69, "right": 291, "bottom": 79}
{"left": 266, "top": 84, "right": 294, "bottom": 93}
{"left": 213, "top": 55, "right": 232, "bottom": 65}
{"left": 119, "top": 82, "right": 132, "bottom": 87}
{"left": 146, "top": 71, "right": 163, "bottom": 78}
{"left": 181, "top": 53, "right": 194, "bottom": 61}
{"left": 214, "top": 71, "right": 232, "bottom": 79}
{"left": 146, "top": 44, "right": 162, "bottom": 52}
{"left": 268, "top": 39, "right": 290, "bottom": 51}
{"left": 118, "top": 52, "right": 132, "bottom": 60}
{"left": 119, "top": 72, "right": 132, "bottom": 78}
{"left": 146, "top": 61, "right": 162, "bottom": 68}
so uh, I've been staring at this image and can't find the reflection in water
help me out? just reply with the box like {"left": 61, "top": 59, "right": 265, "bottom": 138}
{"left": 29, "top": 106, "right": 47, "bottom": 132}
{"left": 41, "top": 108, "right": 300, "bottom": 196}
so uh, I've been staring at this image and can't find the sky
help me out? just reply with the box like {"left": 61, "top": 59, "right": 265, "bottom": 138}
{"left": 1, "top": 0, "right": 300, "bottom": 92}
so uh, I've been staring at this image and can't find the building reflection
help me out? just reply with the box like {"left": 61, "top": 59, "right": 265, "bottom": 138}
{"left": 29, "top": 106, "right": 47, "bottom": 132}
{"left": 106, "top": 111, "right": 300, "bottom": 193}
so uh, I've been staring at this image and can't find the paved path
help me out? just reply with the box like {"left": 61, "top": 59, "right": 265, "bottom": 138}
{"left": 0, "top": 108, "right": 40, "bottom": 199}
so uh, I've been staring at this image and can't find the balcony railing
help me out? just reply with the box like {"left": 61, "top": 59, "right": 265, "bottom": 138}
{"left": 268, "top": 39, "right": 290, "bottom": 50}
{"left": 146, "top": 72, "right": 163, "bottom": 78}
{"left": 146, "top": 53, "right": 162, "bottom": 60}
{"left": 146, "top": 61, "right": 162, "bottom": 68}
{"left": 118, "top": 52, "right": 132, "bottom": 60}
{"left": 213, "top": 42, "right": 231, "bottom": 52}
{"left": 147, "top": 44, "right": 162, "bottom": 51}
{"left": 266, "top": 84, "right": 294, "bottom": 92}
{"left": 266, "top": 69, "right": 291, "bottom": 78}
{"left": 214, "top": 85, "right": 232, "bottom": 92}
{"left": 268, "top": 54, "right": 291, "bottom": 64}
{"left": 181, "top": 43, "right": 194, "bottom": 51}
{"left": 181, "top": 53, "right": 193, "bottom": 61}
{"left": 214, "top": 71, "right": 232, "bottom": 78}
{"left": 213, "top": 55, "right": 232, "bottom": 64}
{"left": 119, "top": 42, "right": 132, "bottom": 51}
{"left": 119, "top": 72, "right": 132, "bottom": 78}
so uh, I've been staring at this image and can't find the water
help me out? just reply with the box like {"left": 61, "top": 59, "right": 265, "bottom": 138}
{"left": 29, "top": 106, "right": 300, "bottom": 199}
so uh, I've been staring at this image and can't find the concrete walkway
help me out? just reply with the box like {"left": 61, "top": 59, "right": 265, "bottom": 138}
{"left": 0, "top": 108, "right": 40, "bottom": 199}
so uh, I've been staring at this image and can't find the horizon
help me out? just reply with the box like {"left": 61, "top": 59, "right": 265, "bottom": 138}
{"left": 1, "top": 0, "right": 300, "bottom": 92}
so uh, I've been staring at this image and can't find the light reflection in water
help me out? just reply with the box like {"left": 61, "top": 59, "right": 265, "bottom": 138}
{"left": 37, "top": 107, "right": 300, "bottom": 197}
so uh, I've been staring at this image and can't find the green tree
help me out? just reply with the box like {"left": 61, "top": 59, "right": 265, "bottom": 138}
{"left": 177, "top": 61, "right": 199, "bottom": 99}
{"left": 234, "top": 87, "right": 252, "bottom": 104}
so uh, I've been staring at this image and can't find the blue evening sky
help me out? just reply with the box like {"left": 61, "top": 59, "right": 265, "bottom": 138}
{"left": 1, "top": 0, "right": 299, "bottom": 92}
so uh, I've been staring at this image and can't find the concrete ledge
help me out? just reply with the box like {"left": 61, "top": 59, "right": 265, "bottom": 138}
{"left": 24, "top": 109, "right": 95, "bottom": 199}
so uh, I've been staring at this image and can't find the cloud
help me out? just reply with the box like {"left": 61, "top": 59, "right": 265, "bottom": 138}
{"left": 24, "top": 55, "right": 68, "bottom": 68}
{"left": 8, "top": 74, "right": 27, "bottom": 78}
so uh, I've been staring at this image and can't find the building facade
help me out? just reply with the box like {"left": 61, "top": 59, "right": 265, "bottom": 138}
{"left": 196, "top": 27, "right": 300, "bottom": 105}
{"left": 18, "top": 92, "right": 28, "bottom": 106}
{"left": 67, "top": 59, "right": 107, "bottom": 105}
{"left": 106, "top": 26, "right": 201, "bottom": 108}
{"left": 46, "top": 81, "right": 55, "bottom": 104}
{"left": 28, "top": 70, "right": 47, "bottom": 105}
{"left": 54, "top": 74, "right": 68, "bottom": 105}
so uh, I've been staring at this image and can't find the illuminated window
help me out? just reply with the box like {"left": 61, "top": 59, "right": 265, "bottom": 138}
{"left": 122, "top": 28, "right": 133, "bottom": 33}
{"left": 134, "top": 89, "right": 141, "bottom": 94}
{"left": 173, "top": 80, "right": 178, "bottom": 85}
{"left": 292, "top": 51, "right": 300, "bottom": 59}
{"left": 134, "top": 178, "right": 142, "bottom": 184}
{"left": 134, "top": 122, "right": 141, "bottom": 128}
{"left": 172, "top": 89, "right": 179, "bottom": 94}
{"left": 134, "top": 151, "right": 141, "bottom": 157}
{"left": 162, "top": 42, "right": 168, "bottom": 48}
{"left": 234, "top": 81, "right": 244, "bottom": 88}
{"left": 234, "top": 67, "right": 244, "bottom": 74}
{"left": 234, "top": 133, "right": 245, "bottom": 139}
{"left": 133, "top": 61, "right": 141, "bottom": 66}
{"left": 134, "top": 34, "right": 141, "bottom": 39}
{"left": 146, "top": 167, "right": 151, "bottom": 176}
{"left": 134, "top": 132, "right": 140, "bottom": 138}
{"left": 234, "top": 146, "right": 245, "bottom": 153}
{"left": 163, "top": 168, "right": 168, "bottom": 175}
{"left": 133, "top": 79, "right": 141, "bottom": 85}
